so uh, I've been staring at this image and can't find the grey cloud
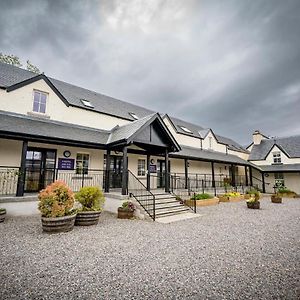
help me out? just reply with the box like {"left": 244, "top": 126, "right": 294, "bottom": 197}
{"left": 0, "top": 0, "right": 300, "bottom": 144}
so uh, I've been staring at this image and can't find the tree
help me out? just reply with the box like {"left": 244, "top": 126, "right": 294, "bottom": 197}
{"left": 0, "top": 53, "right": 22, "bottom": 67}
{"left": 26, "top": 60, "right": 40, "bottom": 74}
{"left": 0, "top": 53, "right": 41, "bottom": 74}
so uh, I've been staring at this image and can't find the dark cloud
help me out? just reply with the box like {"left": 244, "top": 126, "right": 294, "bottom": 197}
{"left": 1, "top": 0, "right": 300, "bottom": 144}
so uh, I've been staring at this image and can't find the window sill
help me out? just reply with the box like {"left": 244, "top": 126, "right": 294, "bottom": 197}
{"left": 27, "top": 111, "right": 50, "bottom": 119}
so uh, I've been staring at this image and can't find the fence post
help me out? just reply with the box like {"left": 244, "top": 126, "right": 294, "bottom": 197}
{"left": 153, "top": 195, "right": 155, "bottom": 221}
{"left": 81, "top": 171, "right": 85, "bottom": 188}
{"left": 194, "top": 192, "right": 196, "bottom": 213}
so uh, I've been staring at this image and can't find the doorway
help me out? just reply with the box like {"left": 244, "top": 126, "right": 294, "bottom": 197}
{"left": 25, "top": 148, "right": 56, "bottom": 192}
{"left": 157, "top": 159, "right": 170, "bottom": 188}
{"left": 104, "top": 154, "right": 123, "bottom": 189}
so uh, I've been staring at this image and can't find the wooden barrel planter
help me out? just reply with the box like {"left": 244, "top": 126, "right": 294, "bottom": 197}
{"left": 41, "top": 214, "right": 76, "bottom": 233}
{"left": 271, "top": 195, "right": 282, "bottom": 203}
{"left": 75, "top": 211, "right": 101, "bottom": 226}
{"left": 0, "top": 209, "right": 6, "bottom": 223}
{"left": 246, "top": 201, "right": 260, "bottom": 209}
{"left": 118, "top": 208, "right": 134, "bottom": 219}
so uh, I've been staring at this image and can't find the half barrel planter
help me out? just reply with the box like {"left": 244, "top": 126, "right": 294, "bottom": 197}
{"left": 271, "top": 195, "right": 282, "bottom": 203}
{"left": 75, "top": 211, "right": 102, "bottom": 226}
{"left": 0, "top": 209, "right": 6, "bottom": 223}
{"left": 41, "top": 214, "right": 76, "bottom": 233}
{"left": 118, "top": 208, "right": 134, "bottom": 219}
{"left": 246, "top": 201, "right": 260, "bottom": 209}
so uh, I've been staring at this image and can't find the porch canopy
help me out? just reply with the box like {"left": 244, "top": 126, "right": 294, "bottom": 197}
{"left": 0, "top": 111, "right": 181, "bottom": 195}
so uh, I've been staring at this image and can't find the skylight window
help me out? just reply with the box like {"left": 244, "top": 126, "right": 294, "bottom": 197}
{"left": 179, "top": 126, "right": 192, "bottom": 133}
{"left": 80, "top": 99, "right": 94, "bottom": 108}
{"left": 129, "top": 112, "right": 139, "bottom": 120}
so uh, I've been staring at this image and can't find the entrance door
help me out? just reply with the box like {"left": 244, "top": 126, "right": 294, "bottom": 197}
{"left": 157, "top": 160, "right": 171, "bottom": 188}
{"left": 25, "top": 148, "right": 56, "bottom": 192}
{"left": 104, "top": 155, "right": 123, "bottom": 189}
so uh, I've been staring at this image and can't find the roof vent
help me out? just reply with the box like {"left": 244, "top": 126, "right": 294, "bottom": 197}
{"left": 129, "top": 112, "right": 139, "bottom": 120}
{"left": 80, "top": 99, "right": 94, "bottom": 108}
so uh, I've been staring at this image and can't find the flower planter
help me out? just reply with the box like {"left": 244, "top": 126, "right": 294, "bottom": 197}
{"left": 0, "top": 209, "right": 6, "bottom": 223}
{"left": 41, "top": 214, "right": 76, "bottom": 233}
{"left": 75, "top": 211, "right": 101, "bottom": 226}
{"left": 185, "top": 197, "right": 219, "bottom": 207}
{"left": 218, "top": 196, "right": 243, "bottom": 203}
{"left": 277, "top": 192, "right": 297, "bottom": 198}
{"left": 118, "top": 208, "right": 134, "bottom": 219}
{"left": 246, "top": 201, "right": 260, "bottom": 209}
{"left": 244, "top": 194, "right": 251, "bottom": 200}
{"left": 218, "top": 196, "right": 230, "bottom": 202}
{"left": 271, "top": 195, "right": 282, "bottom": 204}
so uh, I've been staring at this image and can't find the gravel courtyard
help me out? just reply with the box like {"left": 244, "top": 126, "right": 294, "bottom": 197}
{"left": 1, "top": 197, "right": 299, "bottom": 300}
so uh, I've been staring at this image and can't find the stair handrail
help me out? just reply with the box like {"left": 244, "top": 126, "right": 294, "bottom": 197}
{"left": 127, "top": 170, "right": 156, "bottom": 221}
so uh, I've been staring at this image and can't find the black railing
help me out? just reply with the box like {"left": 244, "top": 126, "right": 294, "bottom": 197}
{"left": 128, "top": 170, "right": 156, "bottom": 221}
{"left": 0, "top": 167, "right": 20, "bottom": 195}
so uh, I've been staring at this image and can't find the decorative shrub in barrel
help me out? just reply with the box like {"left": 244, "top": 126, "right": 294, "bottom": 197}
{"left": 75, "top": 186, "right": 105, "bottom": 226}
{"left": 271, "top": 194, "right": 282, "bottom": 203}
{"left": 246, "top": 196, "right": 260, "bottom": 209}
{"left": 0, "top": 208, "right": 6, "bottom": 223}
{"left": 38, "top": 181, "right": 76, "bottom": 233}
{"left": 118, "top": 201, "right": 135, "bottom": 219}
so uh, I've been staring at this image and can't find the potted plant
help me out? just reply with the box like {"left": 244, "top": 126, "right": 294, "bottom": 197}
{"left": 219, "top": 191, "right": 242, "bottom": 202}
{"left": 271, "top": 194, "right": 282, "bottom": 203}
{"left": 75, "top": 186, "right": 105, "bottom": 226}
{"left": 0, "top": 208, "right": 6, "bottom": 223}
{"left": 246, "top": 196, "right": 260, "bottom": 209}
{"left": 118, "top": 201, "right": 135, "bottom": 219}
{"left": 38, "top": 181, "right": 76, "bottom": 233}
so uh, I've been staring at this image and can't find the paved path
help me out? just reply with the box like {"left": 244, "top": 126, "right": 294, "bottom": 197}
{"left": 1, "top": 197, "right": 299, "bottom": 299}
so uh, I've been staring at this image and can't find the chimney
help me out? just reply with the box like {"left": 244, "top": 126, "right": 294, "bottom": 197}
{"left": 253, "top": 130, "right": 266, "bottom": 145}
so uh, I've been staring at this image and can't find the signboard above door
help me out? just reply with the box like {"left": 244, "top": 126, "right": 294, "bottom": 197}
{"left": 58, "top": 158, "right": 75, "bottom": 170}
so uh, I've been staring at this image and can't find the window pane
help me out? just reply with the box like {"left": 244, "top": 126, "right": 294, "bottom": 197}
{"left": 40, "top": 93, "right": 47, "bottom": 104}
{"left": 33, "top": 101, "right": 39, "bottom": 112}
{"left": 40, "top": 103, "right": 46, "bottom": 113}
{"left": 34, "top": 91, "right": 40, "bottom": 102}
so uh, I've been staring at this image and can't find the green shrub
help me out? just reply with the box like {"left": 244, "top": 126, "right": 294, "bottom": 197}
{"left": 0, "top": 208, "right": 6, "bottom": 213}
{"left": 224, "top": 191, "right": 241, "bottom": 197}
{"left": 246, "top": 189, "right": 260, "bottom": 196}
{"left": 75, "top": 186, "right": 105, "bottom": 211}
{"left": 192, "top": 193, "right": 213, "bottom": 200}
{"left": 38, "top": 181, "right": 75, "bottom": 218}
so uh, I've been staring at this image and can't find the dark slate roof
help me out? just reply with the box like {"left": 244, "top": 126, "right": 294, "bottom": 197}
{"left": 249, "top": 135, "right": 300, "bottom": 160}
{"left": 0, "top": 62, "right": 37, "bottom": 87}
{"left": 107, "top": 113, "right": 156, "bottom": 144}
{"left": 260, "top": 164, "right": 300, "bottom": 172}
{"left": 171, "top": 145, "right": 250, "bottom": 165}
{"left": 0, "top": 62, "right": 154, "bottom": 121}
{"left": 167, "top": 115, "right": 248, "bottom": 153}
{"left": 0, "top": 110, "right": 110, "bottom": 146}
{"left": 216, "top": 135, "right": 249, "bottom": 153}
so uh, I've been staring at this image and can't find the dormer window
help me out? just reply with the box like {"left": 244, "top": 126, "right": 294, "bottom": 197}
{"left": 273, "top": 152, "right": 281, "bottom": 164}
{"left": 179, "top": 126, "right": 192, "bottom": 133}
{"left": 80, "top": 99, "right": 94, "bottom": 108}
{"left": 33, "top": 90, "right": 47, "bottom": 113}
{"left": 129, "top": 112, "right": 139, "bottom": 120}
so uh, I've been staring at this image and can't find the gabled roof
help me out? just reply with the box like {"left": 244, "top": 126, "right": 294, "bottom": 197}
{"left": 0, "top": 62, "right": 154, "bottom": 121}
{"left": 165, "top": 115, "right": 248, "bottom": 153}
{"left": 107, "top": 113, "right": 181, "bottom": 151}
{"left": 249, "top": 135, "right": 300, "bottom": 160}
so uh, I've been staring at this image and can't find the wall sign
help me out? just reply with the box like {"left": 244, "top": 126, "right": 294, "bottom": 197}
{"left": 58, "top": 158, "right": 75, "bottom": 170}
{"left": 63, "top": 150, "right": 71, "bottom": 158}
{"left": 149, "top": 164, "right": 157, "bottom": 173}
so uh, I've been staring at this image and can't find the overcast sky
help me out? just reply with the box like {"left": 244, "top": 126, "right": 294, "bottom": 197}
{"left": 1, "top": 0, "right": 300, "bottom": 145}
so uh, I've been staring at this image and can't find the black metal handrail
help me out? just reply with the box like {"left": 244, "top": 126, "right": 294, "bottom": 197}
{"left": 127, "top": 170, "right": 156, "bottom": 221}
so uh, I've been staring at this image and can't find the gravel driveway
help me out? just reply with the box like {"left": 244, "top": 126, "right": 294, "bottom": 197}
{"left": 1, "top": 197, "right": 299, "bottom": 299}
